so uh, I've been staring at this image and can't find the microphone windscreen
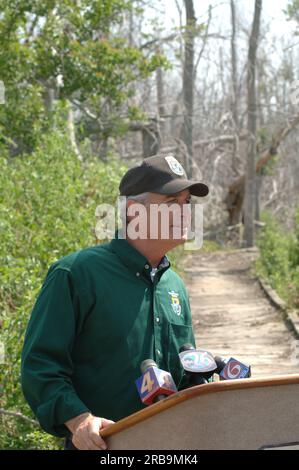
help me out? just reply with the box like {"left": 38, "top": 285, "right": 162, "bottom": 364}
{"left": 214, "top": 356, "right": 227, "bottom": 374}
{"left": 140, "top": 358, "right": 157, "bottom": 374}
{"left": 179, "top": 343, "right": 195, "bottom": 353}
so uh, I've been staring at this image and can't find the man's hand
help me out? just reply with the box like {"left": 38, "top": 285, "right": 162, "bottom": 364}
{"left": 65, "top": 412, "right": 115, "bottom": 450}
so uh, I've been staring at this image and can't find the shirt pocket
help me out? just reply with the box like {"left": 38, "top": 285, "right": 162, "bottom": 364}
{"left": 167, "top": 322, "right": 195, "bottom": 387}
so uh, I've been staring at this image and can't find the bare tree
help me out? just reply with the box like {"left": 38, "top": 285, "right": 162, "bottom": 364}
{"left": 115, "top": 1, "right": 299, "bottom": 239}
{"left": 243, "top": 0, "right": 263, "bottom": 247}
{"left": 181, "top": 0, "right": 196, "bottom": 177}
{"left": 230, "top": 0, "right": 240, "bottom": 176}
{"left": 66, "top": 100, "right": 83, "bottom": 161}
{"left": 156, "top": 45, "right": 167, "bottom": 145}
{"left": 224, "top": 113, "right": 299, "bottom": 226}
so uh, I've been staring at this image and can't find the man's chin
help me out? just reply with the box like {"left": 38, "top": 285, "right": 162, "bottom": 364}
{"left": 169, "top": 230, "right": 189, "bottom": 245}
{"left": 171, "top": 227, "right": 189, "bottom": 241}
{"left": 151, "top": 236, "right": 185, "bottom": 246}
{"left": 146, "top": 227, "right": 189, "bottom": 243}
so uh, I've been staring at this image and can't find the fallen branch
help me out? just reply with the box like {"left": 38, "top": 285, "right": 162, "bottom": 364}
{"left": 224, "top": 113, "right": 299, "bottom": 224}
{"left": 121, "top": 132, "right": 249, "bottom": 160}
{"left": 0, "top": 408, "right": 39, "bottom": 426}
{"left": 194, "top": 131, "right": 248, "bottom": 148}
{"left": 256, "top": 114, "right": 299, "bottom": 173}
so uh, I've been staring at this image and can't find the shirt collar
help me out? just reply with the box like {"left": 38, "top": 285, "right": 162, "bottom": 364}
{"left": 109, "top": 232, "right": 170, "bottom": 278}
{"left": 158, "top": 256, "right": 170, "bottom": 270}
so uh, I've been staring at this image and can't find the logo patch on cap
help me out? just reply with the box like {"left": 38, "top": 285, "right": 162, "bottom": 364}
{"left": 165, "top": 156, "right": 185, "bottom": 176}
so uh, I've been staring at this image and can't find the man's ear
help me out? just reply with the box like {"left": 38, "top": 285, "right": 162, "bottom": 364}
{"left": 126, "top": 198, "right": 136, "bottom": 209}
{"left": 126, "top": 199, "right": 136, "bottom": 223}
{"left": 126, "top": 198, "right": 142, "bottom": 224}
{"left": 126, "top": 197, "right": 149, "bottom": 224}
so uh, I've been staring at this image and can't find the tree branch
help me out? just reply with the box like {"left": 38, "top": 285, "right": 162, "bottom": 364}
{"left": 0, "top": 408, "right": 39, "bottom": 426}
{"left": 224, "top": 112, "right": 299, "bottom": 224}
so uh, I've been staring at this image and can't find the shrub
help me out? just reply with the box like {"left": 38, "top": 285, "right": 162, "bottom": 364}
{"left": 255, "top": 211, "right": 296, "bottom": 307}
{"left": 0, "top": 128, "right": 127, "bottom": 449}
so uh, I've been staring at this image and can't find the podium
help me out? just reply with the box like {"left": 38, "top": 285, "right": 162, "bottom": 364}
{"left": 101, "top": 374, "right": 299, "bottom": 450}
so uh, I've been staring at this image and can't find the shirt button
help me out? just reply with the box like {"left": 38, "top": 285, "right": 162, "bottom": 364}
{"left": 156, "top": 349, "right": 161, "bottom": 356}
{"left": 145, "top": 264, "right": 150, "bottom": 269}
{"left": 136, "top": 272, "right": 140, "bottom": 277}
{"left": 156, "top": 317, "right": 160, "bottom": 323}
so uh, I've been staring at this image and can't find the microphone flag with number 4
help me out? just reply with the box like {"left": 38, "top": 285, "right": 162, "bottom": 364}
{"left": 135, "top": 365, "right": 177, "bottom": 405}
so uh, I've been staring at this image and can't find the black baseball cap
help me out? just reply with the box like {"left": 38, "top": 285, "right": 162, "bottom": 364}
{"left": 119, "top": 155, "right": 209, "bottom": 197}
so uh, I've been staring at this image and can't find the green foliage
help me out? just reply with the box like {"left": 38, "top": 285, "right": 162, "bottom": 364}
{"left": 201, "top": 240, "right": 222, "bottom": 253}
{"left": 257, "top": 127, "right": 269, "bottom": 147}
{"left": 255, "top": 211, "right": 299, "bottom": 308}
{"left": 290, "top": 207, "right": 299, "bottom": 268}
{"left": 0, "top": 0, "right": 168, "bottom": 155}
{"left": 261, "top": 155, "right": 279, "bottom": 176}
{"left": 288, "top": 207, "right": 299, "bottom": 308}
{"left": 255, "top": 212, "right": 292, "bottom": 291}
{"left": 0, "top": 420, "right": 63, "bottom": 450}
{"left": 255, "top": 129, "right": 279, "bottom": 176}
{"left": 285, "top": 0, "right": 299, "bottom": 29}
{"left": 0, "top": 125, "right": 127, "bottom": 449}
{"left": 0, "top": 16, "right": 48, "bottom": 152}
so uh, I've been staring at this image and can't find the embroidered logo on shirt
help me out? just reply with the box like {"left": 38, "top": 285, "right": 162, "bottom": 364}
{"left": 165, "top": 156, "right": 186, "bottom": 176}
{"left": 168, "top": 291, "right": 181, "bottom": 316}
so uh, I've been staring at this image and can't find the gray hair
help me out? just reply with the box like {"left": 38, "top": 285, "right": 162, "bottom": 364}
{"left": 126, "top": 192, "right": 150, "bottom": 203}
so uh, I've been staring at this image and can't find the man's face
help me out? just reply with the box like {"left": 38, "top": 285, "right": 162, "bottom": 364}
{"left": 127, "top": 189, "right": 192, "bottom": 246}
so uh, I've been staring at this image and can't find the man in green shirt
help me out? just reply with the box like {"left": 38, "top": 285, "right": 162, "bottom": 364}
{"left": 21, "top": 155, "right": 209, "bottom": 450}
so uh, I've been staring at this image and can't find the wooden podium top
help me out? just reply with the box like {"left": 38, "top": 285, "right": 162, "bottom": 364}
{"left": 101, "top": 374, "right": 299, "bottom": 450}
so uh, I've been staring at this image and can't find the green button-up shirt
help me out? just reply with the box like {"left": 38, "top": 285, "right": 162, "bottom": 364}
{"left": 21, "top": 236, "right": 196, "bottom": 438}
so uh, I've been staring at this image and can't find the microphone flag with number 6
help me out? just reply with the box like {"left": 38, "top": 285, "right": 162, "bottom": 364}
{"left": 135, "top": 359, "right": 177, "bottom": 405}
{"left": 215, "top": 357, "right": 251, "bottom": 380}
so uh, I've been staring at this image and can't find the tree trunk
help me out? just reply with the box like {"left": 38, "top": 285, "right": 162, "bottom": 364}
{"left": 142, "top": 119, "right": 161, "bottom": 157}
{"left": 40, "top": 77, "right": 56, "bottom": 115}
{"left": 181, "top": 0, "right": 195, "bottom": 178}
{"left": 66, "top": 100, "right": 83, "bottom": 161}
{"left": 230, "top": 0, "right": 240, "bottom": 176}
{"left": 156, "top": 45, "right": 167, "bottom": 146}
{"left": 170, "top": 90, "right": 183, "bottom": 137}
{"left": 244, "top": 0, "right": 262, "bottom": 247}
{"left": 255, "top": 172, "right": 263, "bottom": 221}
{"left": 128, "top": 119, "right": 161, "bottom": 158}
{"left": 230, "top": 0, "right": 239, "bottom": 131}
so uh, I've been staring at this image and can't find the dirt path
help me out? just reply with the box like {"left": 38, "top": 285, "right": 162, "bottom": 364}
{"left": 183, "top": 248, "right": 299, "bottom": 377}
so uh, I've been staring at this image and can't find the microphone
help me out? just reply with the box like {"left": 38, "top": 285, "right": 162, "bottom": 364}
{"left": 135, "top": 359, "right": 177, "bottom": 405}
{"left": 214, "top": 356, "right": 251, "bottom": 380}
{"left": 179, "top": 344, "right": 218, "bottom": 387}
